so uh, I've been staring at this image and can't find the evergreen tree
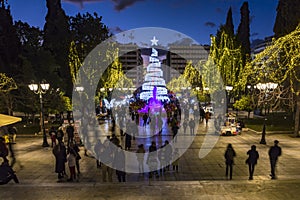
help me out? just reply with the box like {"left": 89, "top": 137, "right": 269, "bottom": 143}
{"left": 225, "top": 7, "right": 234, "bottom": 36}
{"left": 215, "top": 7, "right": 234, "bottom": 47}
{"left": 273, "top": 0, "right": 300, "bottom": 38}
{"left": 236, "top": 1, "right": 251, "bottom": 62}
{"left": 0, "top": 0, "right": 20, "bottom": 75}
{"left": 43, "top": 0, "right": 72, "bottom": 96}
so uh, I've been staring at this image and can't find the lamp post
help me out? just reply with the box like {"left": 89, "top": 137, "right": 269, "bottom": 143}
{"left": 256, "top": 82, "right": 278, "bottom": 144}
{"left": 225, "top": 86, "right": 233, "bottom": 113}
{"left": 28, "top": 82, "right": 50, "bottom": 147}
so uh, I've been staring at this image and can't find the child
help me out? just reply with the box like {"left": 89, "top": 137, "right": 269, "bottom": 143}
{"left": 67, "top": 150, "right": 76, "bottom": 182}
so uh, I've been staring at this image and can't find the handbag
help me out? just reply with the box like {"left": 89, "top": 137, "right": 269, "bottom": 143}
{"left": 245, "top": 158, "right": 249, "bottom": 164}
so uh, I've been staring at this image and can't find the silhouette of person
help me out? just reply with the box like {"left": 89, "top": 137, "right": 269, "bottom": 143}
{"left": 189, "top": 118, "right": 195, "bottom": 136}
{"left": 224, "top": 143, "right": 236, "bottom": 180}
{"left": 269, "top": 140, "right": 282, "bottom": 179}
{"left": 246, "top": 145, "right": 259, "bottom": 180}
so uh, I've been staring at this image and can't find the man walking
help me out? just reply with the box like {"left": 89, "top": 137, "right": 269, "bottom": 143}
{"left": 269, "top": 140, "right": 282, "bottom": 179}
{"left": 246, "top": 145, "right": 259, "bottom": 180}
{"left": 224, "top": 143, "right": 236, "bottom": 180}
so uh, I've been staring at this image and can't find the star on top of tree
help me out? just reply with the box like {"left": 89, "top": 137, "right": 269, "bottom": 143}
{"left": 151, "top": 36, "right": 159, "bottom": 46}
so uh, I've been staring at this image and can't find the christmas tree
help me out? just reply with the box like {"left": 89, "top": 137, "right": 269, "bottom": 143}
{"left": 140, "top": 36, "right": 169, "bottom": 102}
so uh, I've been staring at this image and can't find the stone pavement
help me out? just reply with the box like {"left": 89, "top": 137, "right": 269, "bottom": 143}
{"left": 1, "top": 117, "right": 300, "bottom": 199}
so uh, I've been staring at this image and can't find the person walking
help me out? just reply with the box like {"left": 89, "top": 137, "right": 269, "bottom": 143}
{"left": 205, "top": 112, "right": 210, "bottom": 124}
{"left": 125, "top": 132, "right": 132, "bottom": 150}
{"left": 49, "top": 126, "right": 57, "bottom": 148}
{"left": 67, "top": 150, "right": 77, "bottom": 182}
{"left": 100, "top": 140, "right": 113, "bottom": 182}
{"left": 94, "top": 139, "right": 103, "bottom": 168}
{"left": 142, "top": 113, "right": 148, "bottom": 127}
{"left": 66, "top": 123, "right": 75, "bottom": 147}
{"left": 182, "top": 119, "right": 187, "bottom": 135}
{"left": 52, "top": 140, "right": 67, "bottom": 181}
{"left": 136, "top": 144, "right": 145, "bottom": 175}
{"left": 0, "top": 137, "right": 8, "bottom": 163}
{"left": 69, "top": 142, "right": 81, "bottom": 175}
{"left": 157, "top": 116, "right": 163, "bottom": 135}
{"left": 224, "top": 144, "right": 236, "bottom": 180}
{"left": 172, "top": 148, "right": 180, "bottom": 172}
{"left": 114, "top": 145, "right": 126, "bottom": 182}
{"left": 147, "top": 141, "right": 159, "bottom": 178}
{"left": 269, "top": 140, "right": 282, "bottom": 179}
{"left": 189, "top": 118, "right": 195, "bottom": 136}
{"left": 246, "top": 145, "right": 259, "bottom": 180}
{"left": 164, "top": 140, "right": 173, "bottom": 171}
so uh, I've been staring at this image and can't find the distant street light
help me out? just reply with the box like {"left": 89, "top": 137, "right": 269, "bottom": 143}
{"left": 28, "top": 82, "right": 50, "bottom": 147}
{"left": 225, "top": 86, "right": 233, "bottom": 113}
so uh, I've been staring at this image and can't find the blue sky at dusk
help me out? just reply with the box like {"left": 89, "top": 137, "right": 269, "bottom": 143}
{"left": 9, "top": 0, "right": 278, "bottom": 45}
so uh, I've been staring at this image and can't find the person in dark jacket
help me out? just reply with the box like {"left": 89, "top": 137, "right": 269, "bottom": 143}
{"left": 269, "top": 140, "right": 282, "bottom": 179}
{"left": 246, "top": 145, "right": 259, "bottom": 180}
{"left": 0, "top": 160, "right": 19, "bottom": 184}
{"left": 224, "top": 143, "right": 236, "bottom": 180}
{"left": 114, "top": 145, "right": 126, "bottom": 182}
{"left": 52, "top": 141, "right": 67, "bottom": 181}
{"left": 125, "top": 132, "right": 132, "bottom": 150}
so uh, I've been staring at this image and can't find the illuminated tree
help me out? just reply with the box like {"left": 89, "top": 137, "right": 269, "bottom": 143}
{"left": 0, "top": 73, "right": 17, "bottom": 115}
{"left": 210, "top": 32, "right": 244, "bottom": 94}
{"left": 242, "top": 24, "right": 300, "bottom": 136}
{"left": 69, "top": 41, "right": 82, "bottom": 84}
{"left": 233, "top": 95, "right": 253, "bottom": 118}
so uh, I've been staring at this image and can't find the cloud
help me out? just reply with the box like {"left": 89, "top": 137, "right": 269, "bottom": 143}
{"left": 204, "top": 22, "right": 216, "bottom": 28}
{"left": 111, "top": 0, "right": 144, "bottom": 11}
{"left": 63, "top": 0, "right": 145, "bottom": 11}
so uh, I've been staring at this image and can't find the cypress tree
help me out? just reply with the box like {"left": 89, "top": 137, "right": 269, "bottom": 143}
{"left": 43, "top": 0, "right": 72, "bottom": 95}
{"left": 237, "top": 1, "right": 251, "bottom": 62}
{"left": 215, "top": 7, "right": 234, "bottom": 47}
{"left": 273, "top": 0, "right": 300, "bottom": 38}
{"left": 225, "top": 7, "right": 234, "bottom": 36}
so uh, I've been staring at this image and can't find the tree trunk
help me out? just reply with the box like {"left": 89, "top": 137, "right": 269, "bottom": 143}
{"left": 294, "top": 94, "right": 300, "bottom": 137}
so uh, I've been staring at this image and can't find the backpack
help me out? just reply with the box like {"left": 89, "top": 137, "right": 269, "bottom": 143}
{"left": 226, "top": 148, "right": 234, "bottom": 160}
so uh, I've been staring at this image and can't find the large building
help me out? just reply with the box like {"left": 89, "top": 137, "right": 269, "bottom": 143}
{"left": 118, "top": 43, "right": 143, "bottom": 87}
{"left": 251, "top": 36, "right": 273, "bottom": 58}
{"left": 168, "top": 44, "right": 210, "bottom": 78}
{"left": 118, "top": 43, "right": 210, "bottom": 88}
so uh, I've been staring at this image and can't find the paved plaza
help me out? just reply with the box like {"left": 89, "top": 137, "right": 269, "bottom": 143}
{"left": 1, "top": 117, "right": 300, "bottom": 199}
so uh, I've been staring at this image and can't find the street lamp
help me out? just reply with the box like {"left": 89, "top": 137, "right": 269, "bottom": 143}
{"left": 28, "top": 82, "right": 50, "bottom": 147}
{"left": 225, "top": 86, "right": 233, "bottom": 113}
{"left": 256, "top": 82, "right": 278, "bottom": 144}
